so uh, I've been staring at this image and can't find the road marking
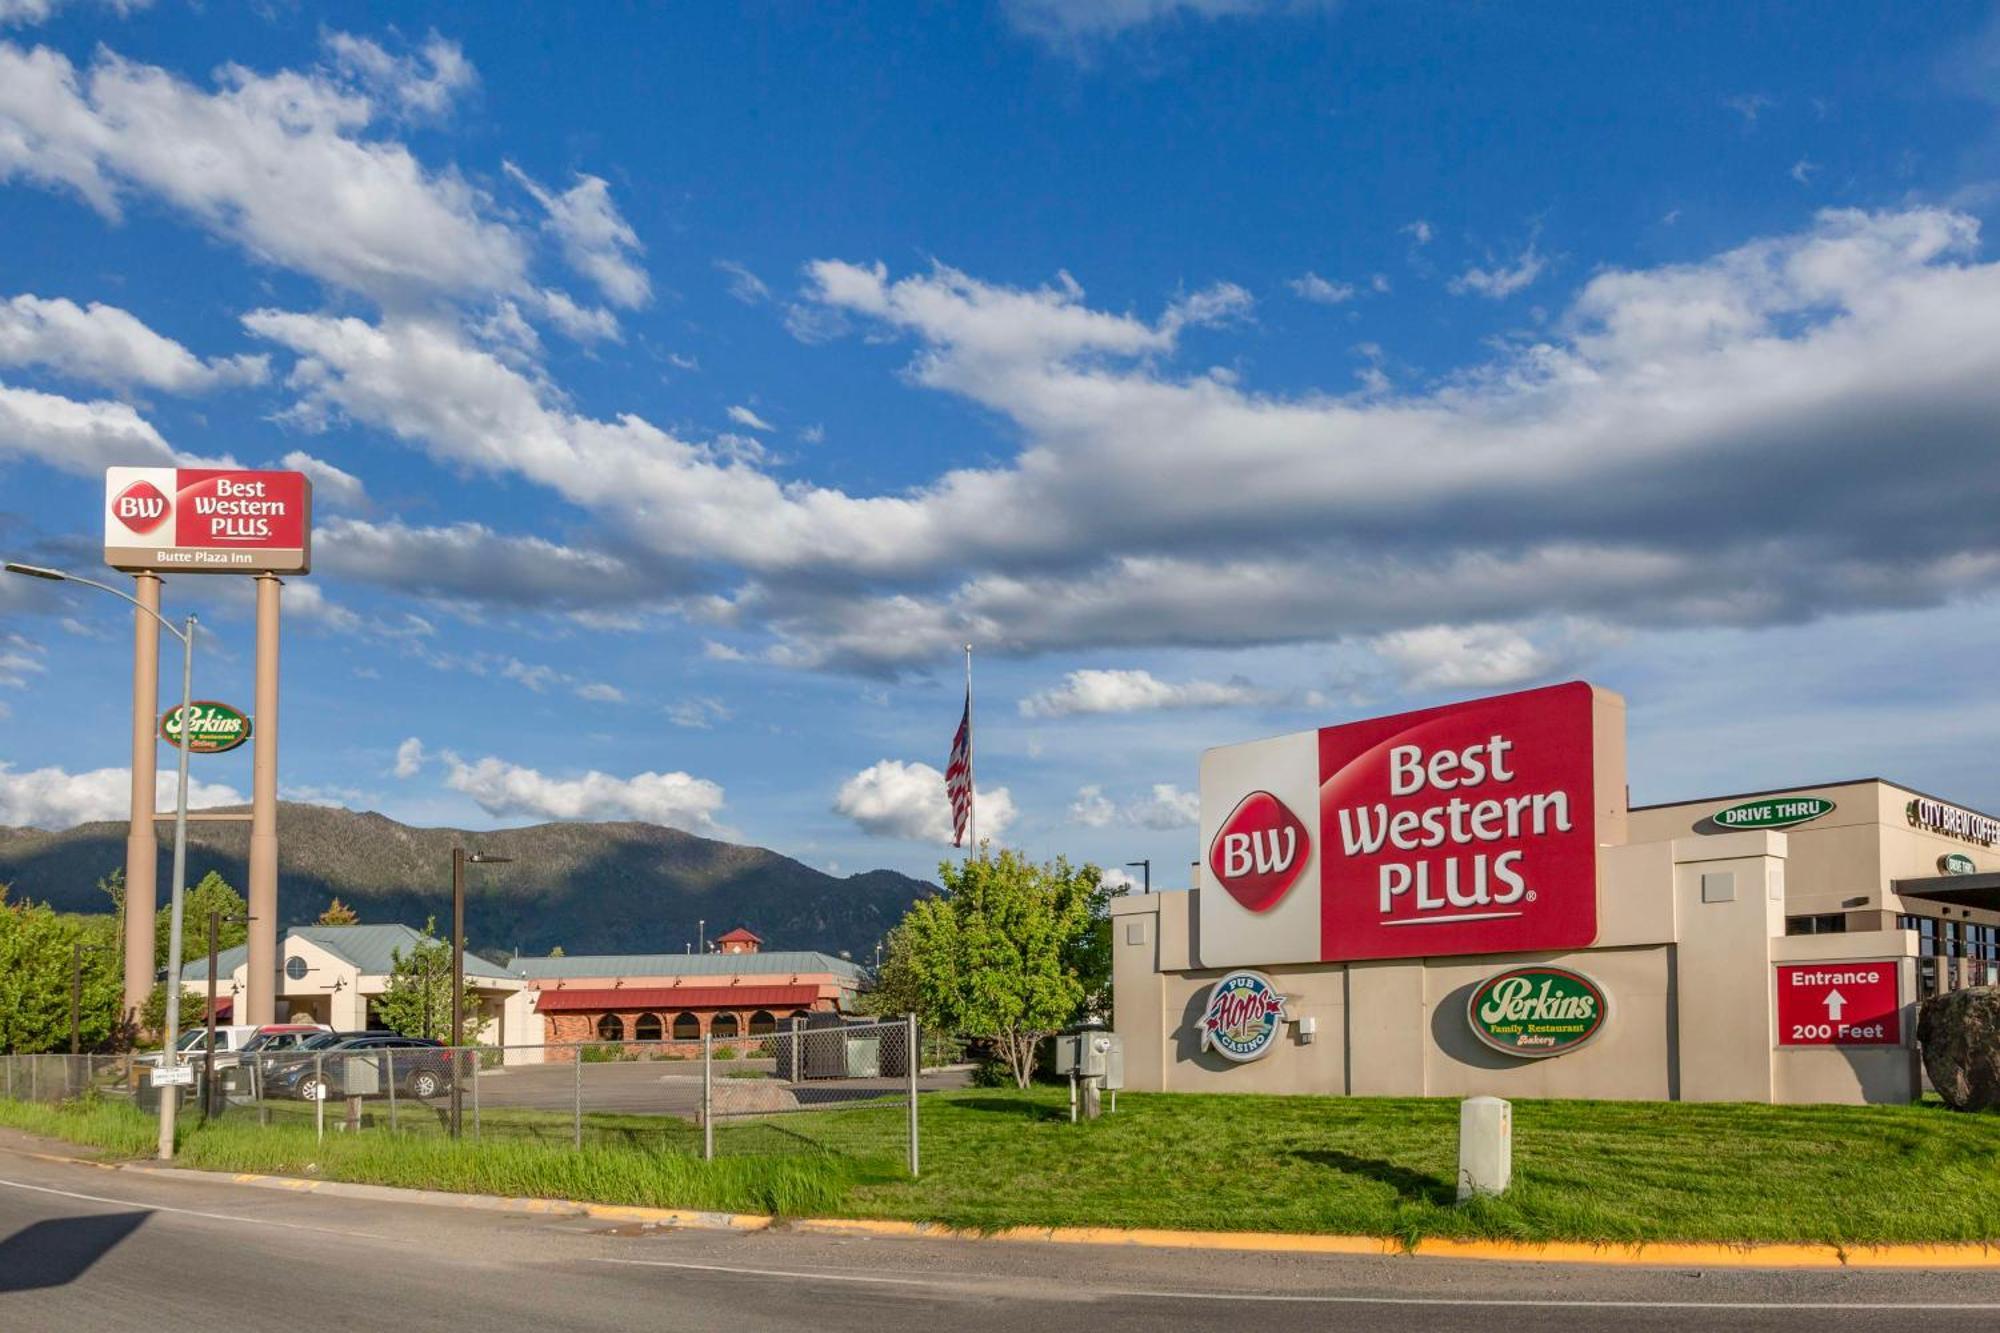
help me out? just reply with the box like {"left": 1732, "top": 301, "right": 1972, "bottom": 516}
{"left": 584, "top": 1256, "right": 2000, "bottom": 1310}
{"left": 0, "top": 1176, "right": 390, "bottom": 1241}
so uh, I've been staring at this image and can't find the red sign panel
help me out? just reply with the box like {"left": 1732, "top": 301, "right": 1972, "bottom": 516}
{"left": 1775, "top": 962, "right": 1901, "bottom": 1047}
{"left": 104, "top": 467, "right": 312, "bottom": 574}
{"left": 1316, "top": 681, "right": 1599, "bottom": 962}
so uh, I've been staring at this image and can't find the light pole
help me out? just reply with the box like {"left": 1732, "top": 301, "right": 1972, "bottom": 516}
{"left": 1126, "top": 859, "right": 1151, "bottom": 895}
{"left": 7, "top": 562, "right": 196, "bottom": 1161}
{"left": 450, "top": 848, "right": 511, "bottom": 1138}
{"left": 698, "top": 918, "right": 705, "bottom": 953}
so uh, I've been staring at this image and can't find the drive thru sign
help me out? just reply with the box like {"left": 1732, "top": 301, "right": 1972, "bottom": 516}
{"left": 1774, "top": 962, "right": 1901, "bottom": 1047}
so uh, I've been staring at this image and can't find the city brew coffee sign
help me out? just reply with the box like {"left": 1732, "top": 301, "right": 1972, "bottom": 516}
{"left": 161, "top": 701, "right": 251, "bottom": 754}
{"left": 1467, "top": 965, "right": 1608, "bottom": 1058}
{"left": 1198, "top": 970, "right": 1287, "bottom": 1062}
{"left": 1774, "top": 962, "right": 1901, "bottom": 1047}
{"left": 104, "top": 467, "right": 312, "bottom": 574}
{"left": 1199, "top": 682, "right": 1609, "bottom": 966}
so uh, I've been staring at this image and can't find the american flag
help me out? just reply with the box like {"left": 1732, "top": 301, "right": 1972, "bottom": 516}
{"left": 944, "top": 689, "right": 973, "bottom": 847}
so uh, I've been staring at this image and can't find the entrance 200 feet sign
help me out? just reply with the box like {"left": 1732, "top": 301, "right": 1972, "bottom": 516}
{"left": 1199, "top": 681, "right": 1620, "bottom": 967}
{"left": 104, "top": 467, "right": 313, "bottom": 574}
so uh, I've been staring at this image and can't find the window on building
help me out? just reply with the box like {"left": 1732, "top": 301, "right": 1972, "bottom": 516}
{"left": 634, "top": 1013, "right": 663, "bottom": 1041}
{"left": 672, "top": 1012, "right": 700, "bottom": 1040}
{"left": 596, "top": 1014, "right": 625, "bottom": 1042}
{"left": 1784, "top": 913, "right": 1847, "bottom": 936}
{"left": 712, "top": 1012, "right": 740, "bottom": 1039}
{"left": 748, "top": 1010, "right": 776, "bottom": 1036}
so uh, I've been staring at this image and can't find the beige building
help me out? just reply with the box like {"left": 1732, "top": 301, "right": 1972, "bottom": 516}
{"left": 1114, "top": 686, "right": 1997, "bottom": 1106}
{"left": 182, "top": 924, "right": 538, "bottom": 1062}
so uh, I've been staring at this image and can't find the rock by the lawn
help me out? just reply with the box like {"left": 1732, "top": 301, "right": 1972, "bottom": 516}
{"left": 695, "top": 1078, "right": 800, "bottom": 1125}
{"left": 1917, "top": 987, "right": 2000, "bottom": 1112}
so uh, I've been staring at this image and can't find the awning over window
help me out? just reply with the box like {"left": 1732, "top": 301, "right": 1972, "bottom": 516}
{"left": 1895, "top": 873, "right": 2000, "bottom": 914}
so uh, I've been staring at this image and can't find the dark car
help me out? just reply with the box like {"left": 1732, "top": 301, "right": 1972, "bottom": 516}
{"left": 261, "top": 1032, "right": 458, "bottom": 1102}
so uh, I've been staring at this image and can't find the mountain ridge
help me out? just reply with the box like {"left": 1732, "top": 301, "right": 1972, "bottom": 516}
{"left": 0, "top": 801, "right": 934, "bottom": 959}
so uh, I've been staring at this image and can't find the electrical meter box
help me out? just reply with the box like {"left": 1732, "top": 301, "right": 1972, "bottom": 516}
{"left": 1054, "top": 1030, "right": 1123, "bottom": 1088}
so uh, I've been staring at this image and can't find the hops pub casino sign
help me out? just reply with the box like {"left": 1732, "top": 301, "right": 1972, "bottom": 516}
{"left": 1199, "top": 682, "right": 1616, "bottom": 966}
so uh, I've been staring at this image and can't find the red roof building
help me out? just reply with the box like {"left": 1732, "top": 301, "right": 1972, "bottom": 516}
{"left": 714, "top": 926, "right": 763, "bottom": 954}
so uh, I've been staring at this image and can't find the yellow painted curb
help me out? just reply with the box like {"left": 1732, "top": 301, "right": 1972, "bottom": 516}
{"left": 8, "top": 1138, "right": 1999, "bottom": 1269}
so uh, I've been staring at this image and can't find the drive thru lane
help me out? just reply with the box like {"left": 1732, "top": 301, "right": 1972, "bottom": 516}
{"left": 2, "top": 1133, "right": 1997, "bottom": 1333}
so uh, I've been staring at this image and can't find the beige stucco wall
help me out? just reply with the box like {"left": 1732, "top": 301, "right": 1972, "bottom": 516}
{"left": 1112, "top": 818, "right": 1925, "bottom": 1105}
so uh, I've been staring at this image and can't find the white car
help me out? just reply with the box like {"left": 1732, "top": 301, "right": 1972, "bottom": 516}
{"left": 135, "top": 1024, "right": 264, "bottom": 1067}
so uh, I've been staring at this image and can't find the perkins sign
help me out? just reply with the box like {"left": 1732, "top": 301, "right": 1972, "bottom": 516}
{"left": 161, "top": 701, "right": 251, "bottom": 754}
{"left": 1198, "top": 970, "right": 1287, "bottom": 1062}
{"left": 1199, "top": 682, "right": 1613, "bottom": 966}
{"left": 104, "top": 467, "right": 312, "bottom": 574}
{"left": 1467, "top": 966, "right": 1608, "bottom": 1059}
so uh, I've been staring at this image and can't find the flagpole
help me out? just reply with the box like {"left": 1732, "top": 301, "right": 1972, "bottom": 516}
{"left": 964, "top": 642, "right": 975, "bottom": 859}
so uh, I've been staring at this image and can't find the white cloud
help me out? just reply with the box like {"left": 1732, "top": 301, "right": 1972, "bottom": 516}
{"left": 278, "top": 450, "right": 366, "bottom": 511}
{"left": 726, "top": 404, "right": 775, "bottom": 432}
{"left": 0, "top": 40, "right": 525, "bottom": 303}
{"left": 1791, "top": 158, "right": 1819, "bottom": 186}
{"left": 1098, "top": 865, "right": 1139, "bottom": 893}
{"left": 322, "top": 30, "right": 474, "bottom": 120}
{"left": 832, "top": 759, "right": 1016, "bottom": 844}
{"left": 236, "top": 207, "right": 2000, "bottom": 679}
{"left": 0, "top": 379, "right": 172, "bottom": 474}
{"left": 1371, "top": 623, "right": 1557, "bottom": 691}
{"left": 1066, "top": 781, "right": 1199, "bottom": 830}
{"left": 715, "top": 259, "right": 770, "bottom": 305}
{"left": 1449, "top": 239, "right": 1547, "bottom": 298}
{"left": 442, "top": 752, "right": 727, "bottom": 834}
{"left": 1401, "top": 219, "right": 1434, "bottom": 246}
{"left": 0, "top": 292, "right": 266, "bottom": 391}
{"left": 1724, "top": 92, "right": 1777, "bottom": 126}
{"left": 0, "top": 0, "right": 150, "bottom": 28}
{"left": 574, "top": 681, "right": 625, "bottom": 704}
{"left": 500, "top": 658, "right": 560, "bottom": 692}
{"left": 1006, "top": 0, "right": 1284, "bottom": 45}
{"left": 0, "top": 762, "right": 243, "bottom": 829}
{"left": 666, "top": 697, "right": 730, "bottom": 729}
{"left": 392, "top": 736, "right": 426, "bottom": 779}
{"left": 1288, "top": 271, "right": 1355, "bottom": 304}
{"left": 505, "top": 162, "right": 650, "bottom": 308}
{"left": 1020, "top": 668, "right": 1279, "bottom": 717}
{"left": 536, "top": 288, "right": 621, "bottom": 343}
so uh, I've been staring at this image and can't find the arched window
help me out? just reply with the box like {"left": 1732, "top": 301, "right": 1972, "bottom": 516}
{"left": 748, "top": 1010, "right": 776, "bottom": 1036}
{"left": 634, "top": 1013, "right": 663, "bottom": 1041}
{"left": 712, "top": 1012, "right": 740, "bottom": 1039}
{"left": 671, "top": 1012, "right": 701, "bottom": 1040}
{"left": 597, "top": 1013, "right": 625, "bottom": 1041}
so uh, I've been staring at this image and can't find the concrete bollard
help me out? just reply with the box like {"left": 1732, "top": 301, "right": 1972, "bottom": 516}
{"left": 1457, "top": 1095, "right": 1512, "bottom": 1202}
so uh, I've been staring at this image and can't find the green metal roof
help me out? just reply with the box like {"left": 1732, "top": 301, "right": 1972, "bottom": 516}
{"left": 506, "top": 950, "right": 866, "bottom": 982}
{"left": 182, "top": 924, "right": 516, "bottom": 982}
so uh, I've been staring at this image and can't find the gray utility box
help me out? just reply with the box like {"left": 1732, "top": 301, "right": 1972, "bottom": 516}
{"left": 1054, "top": 1030, "right": 1124, "bottom": 1089}
{"left": 844, "top": 1035, "right": 881, "bottom": 1078}
{"left": 341, "top": 1056, "right": 381, "bottom": 1097}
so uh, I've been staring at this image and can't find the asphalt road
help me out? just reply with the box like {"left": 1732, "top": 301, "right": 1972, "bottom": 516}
{"left": 3, "top": 1132, "right": 1998, "bottom": 1332}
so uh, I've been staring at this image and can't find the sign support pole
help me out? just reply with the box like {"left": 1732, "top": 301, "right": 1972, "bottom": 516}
{"left": 245, "top": 574, "right": 282, "bottom": 1027}
{"left": 124, "top": 572, "right": 162, "bottom": 1031}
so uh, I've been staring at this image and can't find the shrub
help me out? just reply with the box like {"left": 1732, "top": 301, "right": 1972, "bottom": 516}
{"left": 714, "top": 1045, "right": 739, "bottom": 1060}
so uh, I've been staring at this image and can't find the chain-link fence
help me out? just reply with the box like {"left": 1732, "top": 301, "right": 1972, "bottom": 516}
{"left": 1, "top": 1016, "right": 930, "bottom": 1175}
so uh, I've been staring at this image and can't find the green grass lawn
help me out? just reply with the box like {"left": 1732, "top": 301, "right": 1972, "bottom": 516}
{"left": 5, "top": 1087, "right": 1998, "bottom": 1245}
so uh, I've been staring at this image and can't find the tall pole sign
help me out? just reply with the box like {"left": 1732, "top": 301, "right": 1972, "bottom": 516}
{"left": 1199, "top": 682, "right": 1626, "bottom": 967}
{"left": 104, "top": 466, "right": 311, "bottom": 1031}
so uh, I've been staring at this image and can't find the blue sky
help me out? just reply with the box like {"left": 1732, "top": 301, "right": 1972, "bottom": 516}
{"left": 3, "top": 0, "right": 2000, "bottom": 886}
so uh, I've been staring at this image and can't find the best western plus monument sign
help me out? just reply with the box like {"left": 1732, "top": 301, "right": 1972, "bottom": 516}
{"left": 104, "top": 466, "right": 312, "bottom": 1028}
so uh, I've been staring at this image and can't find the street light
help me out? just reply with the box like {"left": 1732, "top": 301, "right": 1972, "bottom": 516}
{"left": 450, "top": 848, "right": 512, "bottom": 1138}
{"left": 1126, "top": 859, "right": 1151, "bottom": 895}
{"left": 7, "top": 561, "right": 196, "bottom": 1162}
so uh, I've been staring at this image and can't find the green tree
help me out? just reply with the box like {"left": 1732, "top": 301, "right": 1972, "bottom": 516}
{"left": 371, "top": 919, "right": 484, "bottom": 1042}
{"left": 882, "top": 850, "right": 1108, "bottom": 1089}
{"left": 155, "top": 871, "right": 249, "bottom": 965}
{"left": 0, "top": 888, "right": 125, "bottom": 1054}
{"left": 316, "top": 897, "right": 358, "bottom": 925}
{"left": 140, "top": 980, "right": 207, "bottom": 1041}
{"left": 548, "top": 945, "right": 565, "bottom": 958}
